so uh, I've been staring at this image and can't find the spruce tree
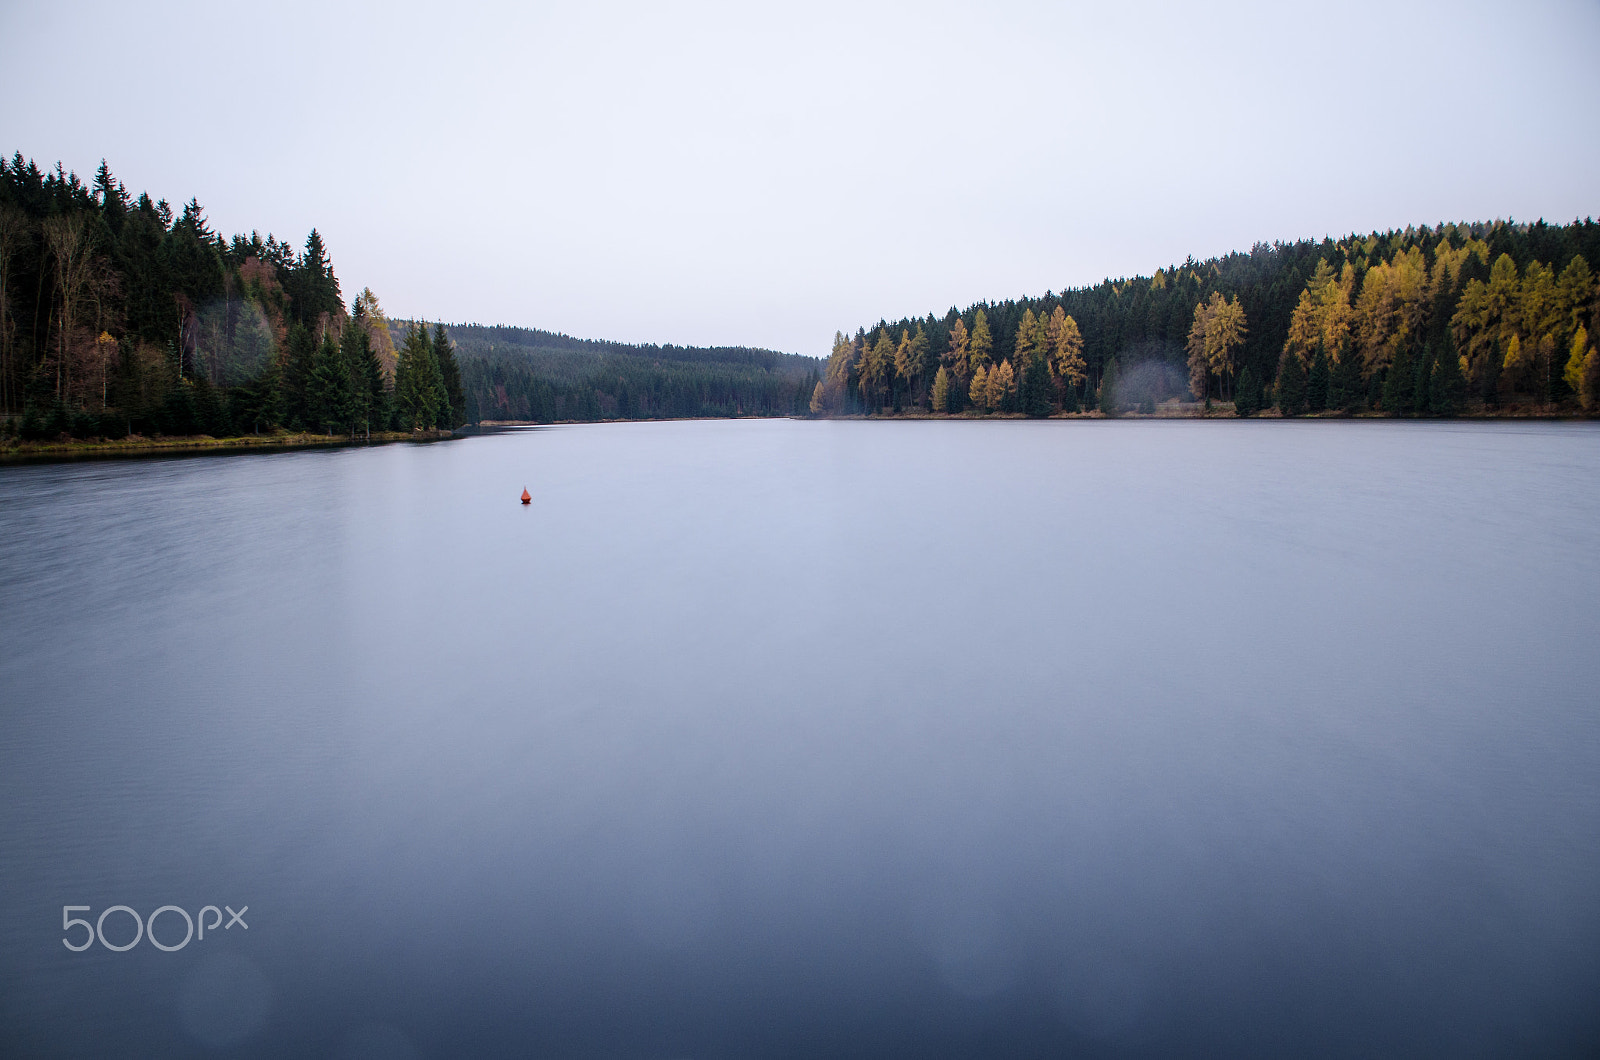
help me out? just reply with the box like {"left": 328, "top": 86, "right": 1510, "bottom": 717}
{"left": 283, "top": 323, "right": 316, "bottom": 429}
{"left": 1275, "top": 349, "right": 1307, "bottom": 415}
{"left": 1413, "top": 344, "right": 1435, "bottom": 415}
{"left": 1022, "top": 351, "right": 1052, "bottom": 417}
{"left": 394, "top": 324, "right": 443, "bottom": 429}
{"left": 1383, "top": 344, "right": 1415, "bottom": 414}
{"left": 1307, "top": 347, "right": 1329, "bottom": 413}
{"left": 433, "top": 324, "right": 465, "bottom": 427}
{"left": 307, "top": 330, "right": 352, "bottom": 434}
{"left": 363, "top": 340, "right": 389, "bottom": 436}
{"left": 1479, "top": 345, "right": 1502, "bottom": 408}
{"left": 1430, "top": 339, "right": 1466, "bottom": 416}
{"left": 1329, "top": 341, "right": 1361, "bottom": 412}
{"left": 1098, "top": 358, "right": 1120, "bottom": 416}
{"left": 341, "top": 321, "right": 378, "bottom": 437}
{"left": 1060, "top": 376, "right": 1081, "bottom": 413}
{"left": 1234, "top": 364, "right": 1261, "bottom": 416}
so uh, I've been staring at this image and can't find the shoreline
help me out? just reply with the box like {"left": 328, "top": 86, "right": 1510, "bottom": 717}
{"left": 0, "top": 429, "right": 458, "bottom": 464}
{"left": 807, "top": 401, "right": 1596, "bottom": 422}
{"left": 6, "top": 407, "right": 1592, "bottom": 463}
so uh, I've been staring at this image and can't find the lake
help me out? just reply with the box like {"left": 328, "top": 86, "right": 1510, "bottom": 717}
{"left": 2, "top": 418, "right": 1598, "bottom": 1057}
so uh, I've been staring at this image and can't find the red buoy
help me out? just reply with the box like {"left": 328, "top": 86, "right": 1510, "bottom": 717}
{"left": 520, "top": 488, "right": 532, "bottom": 505}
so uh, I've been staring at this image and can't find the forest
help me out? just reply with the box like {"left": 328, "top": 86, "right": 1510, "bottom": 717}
{"left": 432, "top": 324, "right": 818, "bottom": 423}
{"left": 813, "top": 219, "right": 1600, "bottom": 418}
{"left": 0, "top": 153, "right": 817, "bottom": 445}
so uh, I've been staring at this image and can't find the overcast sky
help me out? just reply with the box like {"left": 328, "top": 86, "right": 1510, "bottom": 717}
{"left": 3, "top": 0, "right": 1597, "bottom": 355}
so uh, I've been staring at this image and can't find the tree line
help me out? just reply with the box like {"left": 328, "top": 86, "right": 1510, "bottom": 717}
{"left": 438, "top": 323, "right": 819, "bottom": 423}
{"left": 0, "top": 153, "right": 470, "bottom": 441}
{"left": 0, "top": 152, "right": 818, "bottom": 444}
{"left": 813, "top": 219, "right": 1600, "bottom": 417}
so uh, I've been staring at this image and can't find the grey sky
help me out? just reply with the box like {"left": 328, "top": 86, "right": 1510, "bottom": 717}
{"left": 3, "top": 0, "right": 1597, "bottom": 356}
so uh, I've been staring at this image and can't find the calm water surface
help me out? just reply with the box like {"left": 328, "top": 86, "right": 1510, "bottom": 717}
{"left": 2, "top": 419, "right": 1598, "bottom": 1057}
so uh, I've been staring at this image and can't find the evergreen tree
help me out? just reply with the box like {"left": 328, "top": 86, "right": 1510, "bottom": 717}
{"left": 1478, "top": 341, "right": 1502, "bottom": 407}
{"left": 1022, "top": 351, "right": 1052, "bottom": 417}
{"left": 1234, "top": 364, "right": 1262, "bottom": 416}
{"left": 363, "top": 338, "right": 389, "bottom": 436}
{"left": 393, "top": 323, "right": 443, "bottom": 429}
{"left": 1413, "top": 343, "right": 1435, "bottom": 415}
{"left": 291, "top": 228, "right": 343, "bottom": 326}
{"left": 1307, "top": 347, "right": 1329, "bottom": 412}
{"left": 1060, "top": 379, "right": 1081, "bottom": 413}
{"left": 1098, "top": 358, "right": 1120, "bottom": 416}
{"left": 341, "top": 319, "right": 380, "bottom": 437}
{"left": 1275, "top": 349, "right": 1307, "bottom": 415}
{"left": 283, "top": 323, "right": 316, "bottom": 428}
{"left": 433, "top": 324, "right": 465, "bottom": 426}
{"left": 307, "top": 330, "right": 353, "bottom": 434}
{"left": 192, "top": 374, "right": 228, "bottom": 436}
{"left": 1383, "top": 343, "right": 1415, "bottom": 414}
{"left": 1430, "top": 338, "right": 1466, "bottom": 415}
{"left": 1329, "top": 340, "right": 1361, "bottom": 412}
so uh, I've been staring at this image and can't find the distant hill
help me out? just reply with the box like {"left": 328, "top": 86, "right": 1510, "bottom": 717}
{"left": 390, "top": 321, "right": 822, "bottom": 423}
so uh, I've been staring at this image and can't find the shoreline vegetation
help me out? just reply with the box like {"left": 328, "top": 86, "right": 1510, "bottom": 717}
{"left": 0, "top": 427, "right": 457, "bottom": 462}
{"left": 4, "top": 151, "right": 1596, "bottom": 455}
{"left": 812, "top": 218, "right": 1600, "bottom": 420}
{"left": 0, "top": 152, "right": 817, "bottom": 454}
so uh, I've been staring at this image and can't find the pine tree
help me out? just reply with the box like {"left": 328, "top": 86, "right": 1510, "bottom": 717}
{"left": 394, "top": 323, "right": 441, "bottom": 430}
{"left": 1022, "top": 350, "right": 1052, "bottom": 417}
{"left": 1307, "top": 347, "right": 1329, "bottom": 413}
{"left": 307, "top": 330, "right": 352, "bottom": 434}
{"left": 1430, "top": 338, "right": 1466, "bottom": 416}
{"left": 1276, "top": 349, "right": 1307, "bottom": 415}
{"left": 1413, "top": 343, "right": 1435, "bottom": 415}
{"left": 363, "top": 335, "right": 388, "bottom": 437}
{"left": 1234, "top": 364, "right": 1261, "bottom": 416}
{"left": 1382, "top": 343, "right": 1415, "bottom": 414}
{"left": 1329, "top": 340, "right": 1361, "bottom": 412}
{"left": 1098, "top": 358, "right": 1120, "bottom": 416}
{"left": 292, "top": 229, "right": 343, "bottom": 326}
{"left": 283, "top": 323, "right": 316, "bottom": 428}
{"left": 433, "top": 324, "right": 464, "bottom": 426}
{"left": 1060, "top": 378, "right": 1081, "bottom": 413}
{"left": 236, "top": 351, "right": 283, "bottom": 433}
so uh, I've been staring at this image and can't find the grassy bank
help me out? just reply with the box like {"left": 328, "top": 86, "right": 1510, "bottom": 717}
{"left": 1, "top": 429, "right": 457, "bottom": 462}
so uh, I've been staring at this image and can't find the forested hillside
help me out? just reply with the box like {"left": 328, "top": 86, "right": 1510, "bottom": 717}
{"left": 816, "top": 219, "right": 1600, "bottom": 417}
{"left": 0, "top": 153, "right": 816, "bottom": 443}
{"left": 403, "top": 323, "right": 819, "bottom": 423}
